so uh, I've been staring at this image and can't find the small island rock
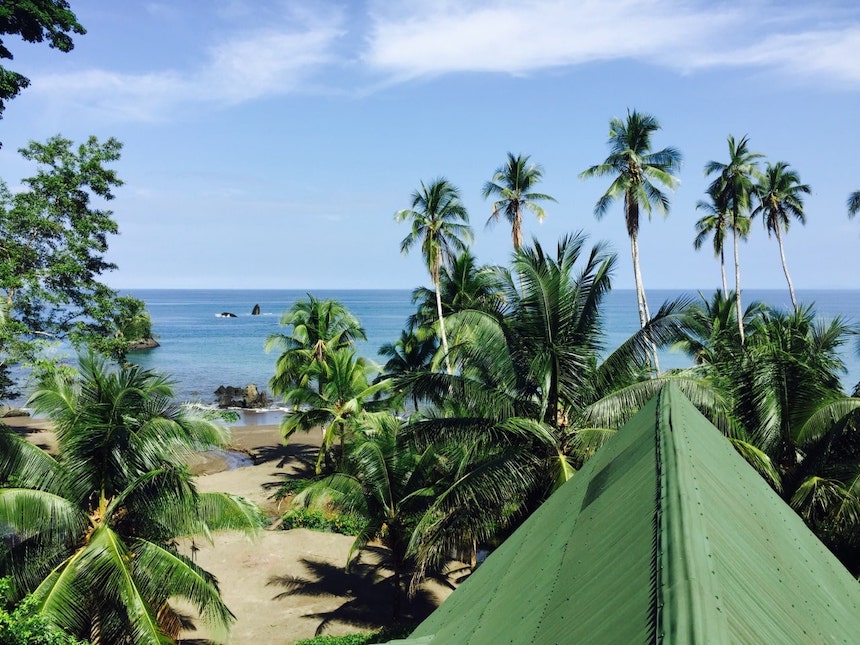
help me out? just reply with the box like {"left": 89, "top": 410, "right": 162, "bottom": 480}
{"left": 252, "top": 304, "right": 261, "bottom": 315}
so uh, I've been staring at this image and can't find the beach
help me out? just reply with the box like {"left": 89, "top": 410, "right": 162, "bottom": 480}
{"left": 5, "top": 417, "right": 453, "bottom": 644}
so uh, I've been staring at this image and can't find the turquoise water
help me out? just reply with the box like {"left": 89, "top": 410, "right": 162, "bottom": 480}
{"left": 116, "top": 288, "right": 860, "bottom": 411}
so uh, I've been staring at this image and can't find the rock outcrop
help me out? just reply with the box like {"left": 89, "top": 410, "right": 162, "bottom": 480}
{"left": 127, "top": 337, "right": 160, "bottom": 351}
{"left": 252, "top": 304, "right": 261, "bottom": 315}
{"left": 214, "top": 384, "right": 270, "bottom": 409}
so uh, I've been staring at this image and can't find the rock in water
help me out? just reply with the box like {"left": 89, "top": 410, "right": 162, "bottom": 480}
{"left": 252, "top": 304, "right": 261, "bottom": 315}
{"left": 216, "top": 312, "right": 237, "bottom": 318}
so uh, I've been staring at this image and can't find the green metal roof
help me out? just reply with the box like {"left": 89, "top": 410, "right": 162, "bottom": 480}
{"left": 390, "top": 383, "right": 860, "bottom": 644}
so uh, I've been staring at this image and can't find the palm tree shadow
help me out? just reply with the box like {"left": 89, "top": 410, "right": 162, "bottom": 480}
{"left": 268, "top": 548, "right": 442, "bottom": 636}
{"left": 252, "top": 440, "right": 317, "bottom": 470}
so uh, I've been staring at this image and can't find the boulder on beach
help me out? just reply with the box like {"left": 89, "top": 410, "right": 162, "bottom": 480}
{"left": 214, "top": 384, "right": 270, "bottom": 409}
{"left": 252, "top": 304, "right": 261, "bottom": 315}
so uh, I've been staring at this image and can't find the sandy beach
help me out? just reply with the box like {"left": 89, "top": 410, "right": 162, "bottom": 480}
{"left": 4, "top": 417, "right": 453, "bottom": 644}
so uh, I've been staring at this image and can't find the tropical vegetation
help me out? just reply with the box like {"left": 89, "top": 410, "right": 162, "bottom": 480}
{"left": 0, "top": 355, "right": 261, "bottom": 644}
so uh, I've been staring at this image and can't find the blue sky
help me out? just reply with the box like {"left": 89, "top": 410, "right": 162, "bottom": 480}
{"left": 2, "top": 0, "right": 859, "bottom": 291}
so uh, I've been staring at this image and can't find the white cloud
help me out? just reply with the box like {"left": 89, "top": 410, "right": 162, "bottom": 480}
{"left": 364, "top": 0, "right": 860, "bottom": 88}
{"left": 27, "top": 3, "right": 346, "bottom": 122}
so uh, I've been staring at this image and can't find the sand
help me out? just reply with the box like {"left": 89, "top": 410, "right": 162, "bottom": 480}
{"left": 4, "top": 417, "right": 453, "bottom": 644}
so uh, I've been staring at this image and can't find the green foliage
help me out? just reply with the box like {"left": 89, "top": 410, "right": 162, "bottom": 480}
{"left": 0, "top": 578, "right": 88, "bottom": 645}
{"left": 279, "top": 507, "right": 366, "bottom": 535}
{"left": 294, "top": 624, "right": 415, "bottom": 645}
{"left": 0, "top": 135, "right": 140, "bottom": 398}
{"left": 0, "top": 1, "right": 85, "bottom": 125}
{"left": 0, "top": 354, "right": 261, "bottom": 643}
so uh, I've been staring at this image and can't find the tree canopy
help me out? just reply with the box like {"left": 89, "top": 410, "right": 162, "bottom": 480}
{"left": 0, "top": 1, "right": 84, "bottom": 131}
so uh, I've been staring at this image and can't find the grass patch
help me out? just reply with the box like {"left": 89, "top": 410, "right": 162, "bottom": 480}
{"left": 279, "top": 507, "right": 366, "bottom": 536}
{"left": 294, "top": 624, "right": 415, "bottom": 644}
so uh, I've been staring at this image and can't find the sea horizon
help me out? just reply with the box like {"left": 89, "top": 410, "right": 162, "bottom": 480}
{"left": 8, "top": 287, "right": 860, "bottom": 417}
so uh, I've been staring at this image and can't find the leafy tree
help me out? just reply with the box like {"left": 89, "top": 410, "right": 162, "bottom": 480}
{"left": 704, "top": 135, "right": 762, "bottom": 343}
{"left": 751, "top": 161, "right": 810, "bottom": 309}
{"left": 0, "top": 1, "right": 85, "bottom": 129}
{"left": 847, "top": 190, "right": 860, "bottom": 218}
{"left": 0, "top": 578, "right": 88, "bottom": 645}
{"left": 0, "top": 135, "right": 137, "bottom": 398}
{"left": 267, "top": 295, "right": 366, "bottom": 398}
{"left": 579, "top": 109, "right": 682, "bottom": 372}
{"left": 693, "top": 183, "right": 731, "bottom": 296}
{"left": 281, "top": 347, "right": 391, "bottom": 474}
{"left": 395, "top": 179, "right": 472, "bottom": 373}
{"left": 482, "top": 152, "right": 556, "bottom": 252}
{"left": 291, "top": 413, "right": 441, "bottom": 621}
{"left": 0, "top": 354, "right": 261, "bottom": 643}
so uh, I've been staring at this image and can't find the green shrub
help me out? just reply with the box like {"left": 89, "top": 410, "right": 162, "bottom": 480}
{"left": 279, "top": 507, "right": 366, "bottom": 536}
{"left": 0, "top": 578, "right": 89, "bottom": 645}
{"left": 294, "top": 624, "right": 415, "bottom": 644}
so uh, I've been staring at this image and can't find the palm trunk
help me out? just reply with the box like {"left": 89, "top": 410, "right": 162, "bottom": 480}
{"left": 720, "top": 247, "right": 728, "bottom": 297}
{"left": 435, "top": 279, "right": 452, "bottom": 374}
{"left": 630, "top": 233, "right": 660, "bottom": 373}
{"left": 733, "top": 226, "right": 745, "bottom": 344}
{"left": 775, "top": 227, "right": 797, "bottom": 310}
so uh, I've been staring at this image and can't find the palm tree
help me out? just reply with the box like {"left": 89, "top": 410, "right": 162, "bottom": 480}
{"left": 847, "top": 190, "right": 860, "bottom": 218}
{"left": 482, "top": 152, "right": 556, "bottom": 252}
{"left": 291, "top": 413, "right": 441, "bottom": 621}
{"left": 267, "top": 295, "right": 366, "bottom": 398}
{"left": 281, "top": 347, "right": 391, "bottom": 474}
{"left": 401, "top": 234, "right": 705, "bottom": 579}
{"left": 579, "top": 109, "right": 682, "bottom": 372}
{"left": 704, "top": 135, "right": 762, "bottom": 343}
{"left": 693, "top": 183, "right": 731, "bottom": 296}
{"left": 0, "top": 355, "right": 260, "bottom": 644}
{"left": 396, "top": 179, "right": 472, "bottom": 373}
{"left": 751, "top": 161, "right": 810, "bottom": 309}
{"left": 378, "top": 325, "right": 437, "bottom": 414}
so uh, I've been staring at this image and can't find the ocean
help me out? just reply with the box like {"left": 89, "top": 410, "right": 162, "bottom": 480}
{"left": 11, "top": 288, "right": 860, "bottom": 417}
{"left": 121, "top": 288, "right": 860, "bottom": 406}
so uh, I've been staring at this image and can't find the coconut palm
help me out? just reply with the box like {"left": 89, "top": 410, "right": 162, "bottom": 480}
{"left": 751, "top": 161, "right": 810, "bottom": 309}
{"left": 482, "top": 152, "right": 556, "bottom": 252}
{"left": 291, "top": 412, "right": 441, "bottom": 621}
{"left": 847, "top": 190, "right": 860, "bottom": 218}
{"left": 267, "top": 295, "right": 366, "bottom": 398}
{"left": 693, "top": 183, "right": 731, "bottom": 296}
{"left": 396, "top": 179, "right": 472, "bottom": 373}
{"left": 704, "top": 135, "right": 763, "bottom": 343}
{"left": 0, "top": 354, "right": 260, "bottom": 644}
{"left": 400, "top": 234, "right": 707, "bottom": 579}
{"left": 280, "top": 347, "right": 391, "bottom": 474}
{"left": 579, "top": 109, "right": 682, "bottom": 372}
{"left": 378, "top": 325, "right": 437, "bottom": 414}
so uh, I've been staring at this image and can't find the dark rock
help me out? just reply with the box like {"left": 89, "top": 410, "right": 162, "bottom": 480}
{"left": 1, "top": 406, "right": 30, "bottom": 418}
{"left": 216, "top": 312, "right": 237, "bottom": 318}
{"left": 252, "top": 304, "right": 261, "bottom": 315}
{"left": 127, "top": 337, "right": 160, "bottom": 351}
{"left": 214, "top": 384, "right": 269, "bottom": 409}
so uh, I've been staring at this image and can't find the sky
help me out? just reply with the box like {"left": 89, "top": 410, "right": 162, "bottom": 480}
{"left": 2, "top": 0, "right": 859, "bottom": 291}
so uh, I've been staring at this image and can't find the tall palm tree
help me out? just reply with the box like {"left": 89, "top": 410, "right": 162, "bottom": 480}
{"left": 579, "top": 109, "right": 682, "bottom": 372}
{"left": 693, "top": 183, "right": 731, "bottom": 296}
{"left": 704, "top": 135, "right": 762, "bottom": 344}
{"left": 482, "top": 152, "right": 556, "bottom": 252}
{"left": 847, "top": 190, "right": 860, "bottom": 218}
{"left": 267, "top": 295, "right": 366, "bottom": 398}
{"left": 396, "top": 178, "right": 472, "bottom": 373}
{"left": 751, "top": 161, "right": 810, "bottom": 309}
{"left": 0, "top": 355, "right": 260, "bottom": 644}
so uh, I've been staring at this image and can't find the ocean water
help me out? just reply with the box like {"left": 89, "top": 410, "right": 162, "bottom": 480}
{"left": 10, "top": 288, "right": 860, "bottom": 417}
{"left": 115, "top": 288, "right": 860, "bottom": 411}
